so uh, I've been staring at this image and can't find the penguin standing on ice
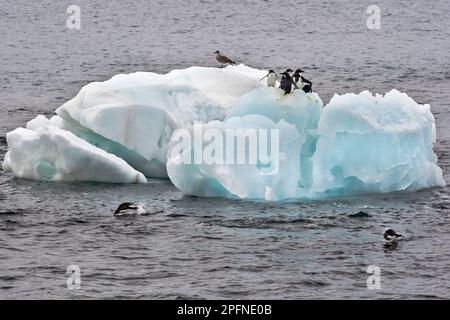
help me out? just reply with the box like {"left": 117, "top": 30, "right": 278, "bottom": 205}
{"left": 285, "top": 68, "right": 294, "bottom": 75}
{"left": 293, "top": 69, "right": 313, "bottom": 93}
{"left": 279, "top": 71, "right": 298, "bottom": 95}
{"left": 214, "top": 50, "right": 236, "bottom": 68}
{"left": 259, "top": 70, "right": 277, "bottom": 87}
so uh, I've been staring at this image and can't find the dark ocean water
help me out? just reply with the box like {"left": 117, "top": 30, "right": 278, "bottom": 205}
{"left": 1, "top": 0, "right": 450, "bottom": 299}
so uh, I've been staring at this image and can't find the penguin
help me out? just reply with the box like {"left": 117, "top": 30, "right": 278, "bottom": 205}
{"left": 383, "top": 229, "right": 403, "bottom": 241}
{"left": 114, "top": 202, "right": 146, "bottom": 216}
{"left": 293, "top": 69, "right": 313, "bottom": 93}
{"left": 292, "top": 69, "right": 305, "bottom": 87}
{"left": 285, "top": 68, "right": 294, "bottom": 75}
{"left": 279, "top": 72, "right": 298, "bottom": 95}
{"left": 214, "top": 50, "right": 236, "bottom": 68}
{"left": 259, "top": 70, "right": 277, "bottom": 87}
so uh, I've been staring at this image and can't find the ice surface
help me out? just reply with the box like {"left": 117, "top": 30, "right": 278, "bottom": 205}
{"left": 55, "top": 65, "right": 266, "bottom": 177}
{"left": 167, "top": 114, "right": 303, "bottom": 200}
{"left": 311, "top": 90, "right": 445, "bottom": 196}
{"left": 5, "top": 126, "right": 147, "bottom": 183}
{"left": 167, "top": 88, "right": 444, "bottom": 200}
{"left": 167, "top": 88, "right": 324, "bottom": 200}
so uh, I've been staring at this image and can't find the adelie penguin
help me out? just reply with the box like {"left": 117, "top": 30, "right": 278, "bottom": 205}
{"left": 284, "top": 68, "right": 294, "bottom": 76}
{"left": 293, "top": 69, "right": 313, "bottom": 93}
{"left": 279, "top": 71, "right": 298, "bottom": 95}
{"left": 113, "top": 202, "right": 146, "bottom": 216}
{"left": 383, "top": 228, "right": 403, "bottom": 241}
{"left": 259, "top": 70, "right": 277, "bottom": 87}
{"left": 214, "top": 50, "right": 236, "bottom": 68}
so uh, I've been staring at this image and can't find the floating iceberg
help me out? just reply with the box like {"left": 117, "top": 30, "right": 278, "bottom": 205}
{"left": 1, "top": 65, "right": 445, "bottom": 199}
{"left": 4, "top": 125, "right": 147, "bottom": 183}
{"left": 311, "top": 90, "right": 445, "bottom": 196}
{"left": 167, "top": 88, "right": 444, "bottom": 200}
{"left": 167, "top": 88, "right": 323, "bottom": 200}
{"left": 55, "top": 65, "right": 265, "bottom": 177}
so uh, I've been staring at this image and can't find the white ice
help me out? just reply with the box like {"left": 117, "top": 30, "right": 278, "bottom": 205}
{"left": 1, "top": 65, "right": 445, "bottom": 200}
{"left": 167, "top": 87, "right": 324, "bottom": 200}
{"left": 311, "top": 89, "right": 445, "bottom": 196}
{"left": 167, "top": 88, "right": 445, "bottom": 200}
{"left": 4, "top": 125, "right": 147, "bottom": 183}
{"left": 55, "top": 65, "right": 266, "bottom": 177}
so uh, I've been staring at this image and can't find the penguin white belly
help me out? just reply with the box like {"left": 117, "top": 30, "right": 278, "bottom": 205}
{"left": 267, "top": 74, "right": 276, "bottom": 87}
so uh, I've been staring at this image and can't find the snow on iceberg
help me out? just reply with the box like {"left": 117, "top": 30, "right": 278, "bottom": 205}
{"left": 55, "top": 65, "right": 266, "bottom": 177}
{"left": 4, "top": 125, "right": 147, "bottom": 184}
{"left": 167, "top": 88, "right": 444, "bottom": 200}
{"left": 311, "top": 89, "right": 445, "bottom": 196}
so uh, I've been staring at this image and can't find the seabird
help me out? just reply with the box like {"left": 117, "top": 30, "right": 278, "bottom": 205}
{"left": 383, "top": 229, "right": 403, "bottom": 241}
{"left": 259, "top": 70, "right": 277, "bottom": 87}
{"left": 114, "top": 202, "right": 146, "bottom": 216}
{"left": 293, "top": 69, "right": 313, "bottom": 93}
{"left": 285, "top": 68, "right": 294, "bottom": 76}
{"left": 279, "top": 71, "right": 298, "bottom": 95}
{"left": 214, "top": 50, "right": 236, "bottom": 68}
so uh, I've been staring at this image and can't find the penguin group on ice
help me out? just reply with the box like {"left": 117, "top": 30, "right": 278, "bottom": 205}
{"left": 213, "top": 50, "right": 313, "bottom": 95}
{"left": 260, "top": 68, "right": 313, "bottom": 95}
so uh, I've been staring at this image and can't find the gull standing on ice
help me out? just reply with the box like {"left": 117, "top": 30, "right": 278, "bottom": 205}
{"left": 214, "top": 50, "right": 236, "bottom": 68}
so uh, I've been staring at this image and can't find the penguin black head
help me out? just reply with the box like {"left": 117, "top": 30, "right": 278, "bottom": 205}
{"left": 214, "top": 50, "right": 220, "bottom": 54}
{"left": 280, "top": 71, "right": 291, "bottom": 78}
{"left": 114, "top": 202, "right": 136, "bottom": 215}
{"left": 384, "top": 228, "right": 402, "bottom": 241}
{"left": 268, "top": 69, "right": 275, "bottom": 73}
{"left": 285, "top": 69, "right": 294, "bottom": 73}
{"left": 294, "top": 69, "right": 305, "bottom": 74}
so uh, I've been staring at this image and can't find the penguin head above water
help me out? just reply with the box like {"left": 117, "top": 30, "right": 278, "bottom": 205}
{"left": 383, "top": 228, "right": 403, "bottom": 241}
{"left": 114, "top": 202, "right": 146, "bottom": 216}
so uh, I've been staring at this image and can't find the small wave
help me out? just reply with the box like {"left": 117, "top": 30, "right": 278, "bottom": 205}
{"left": 348, "top": 211, "right": 371, "bottom": 218}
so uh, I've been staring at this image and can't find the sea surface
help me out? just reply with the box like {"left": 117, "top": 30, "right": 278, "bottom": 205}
{"left": 1, "top": 0, "right": 450, "bottom": 299}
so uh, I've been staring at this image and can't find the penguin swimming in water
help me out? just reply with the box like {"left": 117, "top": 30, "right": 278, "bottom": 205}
{"left": 383, "top": 229, "right": 403, "bottom": 241}
{"left": 293, "top": 69, "right": 313, "bottom": 93}
{"left": 279, "top": 71, "right": 298, "bottom": 95}
{"left": 259, "top": 70, "right": 277, "bottom": 87}
{"left": 114, "top": 202, "right": 146, "bottom": 216}
{"left": 214, "top": 50, "right": 236, "bottom": 68}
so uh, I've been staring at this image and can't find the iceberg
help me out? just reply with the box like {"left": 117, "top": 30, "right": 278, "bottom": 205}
{"left": 54, "top": 65, "right": 266, "bottom": 177}
{"left": 167, "top": 88, "right": 444, "bottom": 200}
{"left": 1, "top": 64, "right": 444, "bottom": 200}
{"left": 4, "top": 125, "right": 147, "bottom": 183}
{"left": 167, "top": 88, "right": 323, "bottom": 200}
{"left": 311, "top": 89, "right": 445, "bottom": 196}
